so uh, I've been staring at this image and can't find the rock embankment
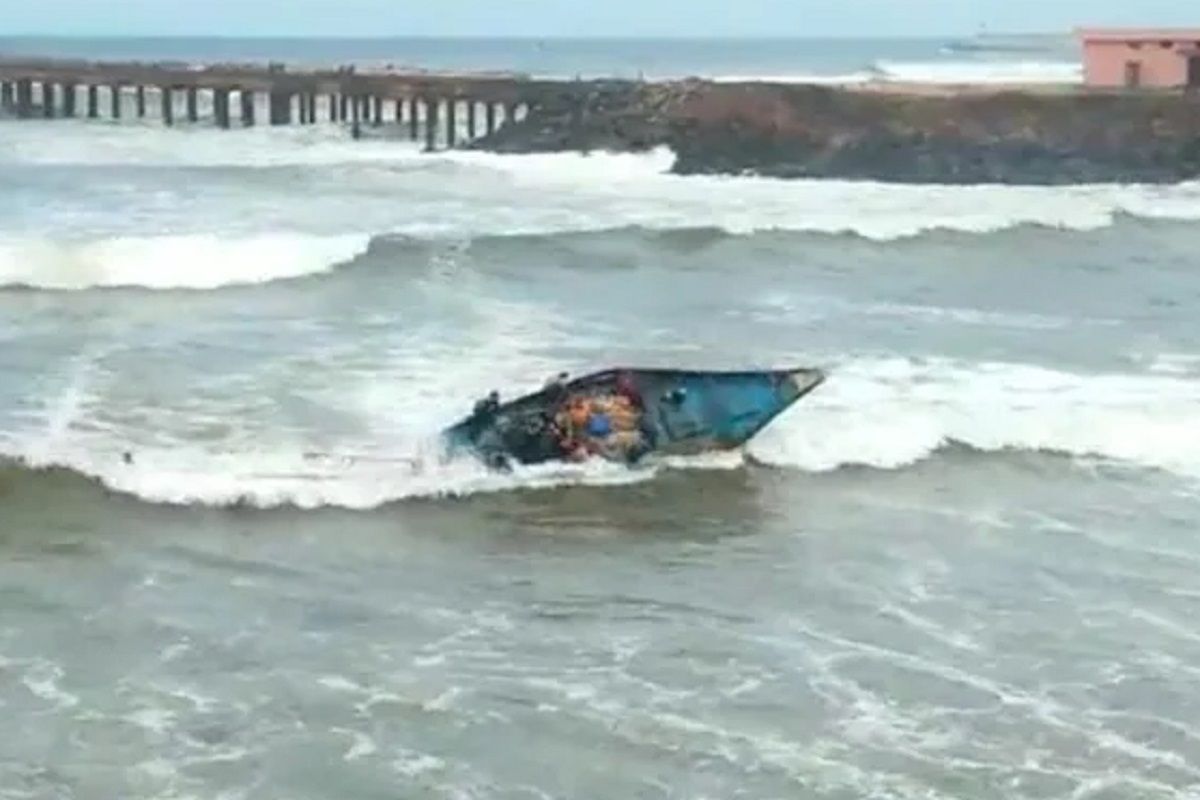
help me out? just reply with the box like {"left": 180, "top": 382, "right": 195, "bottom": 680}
{"left": 472, "top": 79, "right": 1200, "bottom": 184}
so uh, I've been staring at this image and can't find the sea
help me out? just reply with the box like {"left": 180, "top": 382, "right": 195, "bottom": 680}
{"left": 3, "top": 35, "right": 1200, "bottom": 800}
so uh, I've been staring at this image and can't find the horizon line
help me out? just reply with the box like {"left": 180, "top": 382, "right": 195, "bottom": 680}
{"left": 0, "top": 31, "right": 1073, "bottom": 42}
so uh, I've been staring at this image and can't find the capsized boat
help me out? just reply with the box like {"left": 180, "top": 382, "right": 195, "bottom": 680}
{"left": 441, "top": 366, "right": 826, "bottom": 469}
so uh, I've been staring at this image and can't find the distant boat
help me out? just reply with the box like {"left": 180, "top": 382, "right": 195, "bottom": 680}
{"left": 442, "top": 366, "right": 826, "bottom": 470}
{"left": 943, "top": 41, "right": 1048, "bottom": 54}
{"left": 943, "top": 31, "right": 1061, "bottom": 54}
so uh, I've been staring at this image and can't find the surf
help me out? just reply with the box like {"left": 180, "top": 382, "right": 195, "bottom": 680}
{"left": 5, "top": 124, "right": 1200, "bottom": 261}
{"left": 0, "top": 232, "right": 369, "bottom": 290}
{"left": 4, "top": 356, "right": 1200, "bottom": 510}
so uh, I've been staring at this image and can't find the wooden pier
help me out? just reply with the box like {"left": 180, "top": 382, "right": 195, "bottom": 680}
{"left": 0, "top": 57, "right": 559, "bottom": 148}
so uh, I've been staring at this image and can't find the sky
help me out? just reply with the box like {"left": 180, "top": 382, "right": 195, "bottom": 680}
{"left": 1, "top": 0, "right": 1197, "bottom": 38}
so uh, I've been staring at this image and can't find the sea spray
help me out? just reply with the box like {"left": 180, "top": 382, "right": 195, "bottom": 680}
{"left": 6, "top": 356, "right": 1200, "bottom": 509}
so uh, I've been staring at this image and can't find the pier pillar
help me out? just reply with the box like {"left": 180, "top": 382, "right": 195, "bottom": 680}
{"left": 338, "top": 93, "right": 349, "bottom": 121}
{"left": 328, "top": 94, "right": 339, "bottom": 122}
{"left": 268, "top": 91, "right": 291, "bottom": 125}
{"left": 394, "top": 98, "right": 404, "bottom": 125}
{"left": 16, "top": 79, "right": 33, "bottom": 118}
{"left": 240, "top": 90, "right": 255, "bottom": 126}
{"left": 467, "top": 100, "right": 477, "bottom": 139}
{"left": 135, "top": 85, "right": 145, "bottom": 117}
{"left": 408, "top": 97, "right": 419, "bottom": 139}
{"left": 15, "top": 80, "right": 31, "bottom": 118}
{"left": 186, "top": 87, "right": 198, "bottom": 122}
{"left": 485, "top": 101, "right": 497, "bottom": 135}
{"left": 308, "top": 94, "right": 318, "bottom": 123}
{"left": 372, "top": 96, "right": 383, "bottom": 126}
{"left": 505, "top": 102, "right": 518, "bottom": 127}
{"left": 160, "top": 86, "right": 173, "bottom": 126}
{"left": 42, "top": 83, "right": 55, "bottom": 118}
{"left": 86, "top": 85, "right": 98, "bottom": 118}
{"left": 446, "top": 99, "right": 457, "bottom": 148}
{"left": 570, "top": 97, "right": 583, "bottom": 133}
{"left": 62, "top": 84, "right": 76, "bottom": 117}
{"left": 214, "top": 88, "right": 230, "bottom": 128}
{"left": 0, "top": 82, "right": 12, "bottom": 112}
{"left": 424, "top": 98, "right": 438, "bottom": 151}
{"left": 110, "top": 85, "right": 121, "bottom": 118}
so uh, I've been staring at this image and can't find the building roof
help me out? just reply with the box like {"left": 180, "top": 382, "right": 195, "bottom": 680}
{"left": 1076, "top": 28, "right": 1200, "bottom": 42}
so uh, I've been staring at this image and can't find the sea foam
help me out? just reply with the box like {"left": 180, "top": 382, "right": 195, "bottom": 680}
{"left": 4, "top": 122, "right": 1200, "bottom": 284}
{"left": 6, "top": 356, "right": 1200, "bottom": 510}
{"left": 0, "top": 233, "right": 368, "bottom": 290}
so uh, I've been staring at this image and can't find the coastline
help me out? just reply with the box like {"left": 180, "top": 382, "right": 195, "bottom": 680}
{"left": 470, "top": 77, "right": 1200, "bottom": 184}
{"left": 2, "top": 52, "right": 1197, "bottom": 184}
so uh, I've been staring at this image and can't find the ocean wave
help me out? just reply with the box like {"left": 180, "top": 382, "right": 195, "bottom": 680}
{"left": 4, "top": 204, "right": 1199, "bottom": 293}
{"left": 0, "top": 232, "right": 368, "bottom": 290}
{"left": 871, "top": 59, "right": 1082, "bottom": 85}
{"left": 278, "top": 148, "right": 1200, "bottom": 239}
{"left": 749, "top": 356, "right": 1200, "bottom": 478}
{"left": 2, "top": 205, "right": 1199, "bottom": 292}
{"left": 0, "top": 441, "right": 657, "bottom": 510}
{"left": 0, "top": 118, "right": 432, "bottom": 168}
{"left": 5, "top": 123, "right": 1200, "bottom": 249}
{"left": 3, "top": 356, "right": 1198, "bottom": 510}
{"left": 710, "top": 71, "right": 876, "bottom": 85}
{"left": 710, "top": 59, "right": 1081, "bottom": 87}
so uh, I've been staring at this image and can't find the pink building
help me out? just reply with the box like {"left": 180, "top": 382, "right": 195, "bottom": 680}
{"left": 1077, "top": 28, "right": 1200, "bottom": 88}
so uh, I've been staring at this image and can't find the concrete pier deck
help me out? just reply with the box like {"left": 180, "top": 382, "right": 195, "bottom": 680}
{"left": 4, "top": 55, "right": 1197, "bottom": 183}
{"left": 0, "top": 56, "right": 561, "bottom": 146}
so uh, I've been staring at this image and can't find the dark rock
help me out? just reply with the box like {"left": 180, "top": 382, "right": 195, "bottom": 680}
{"left": 470, "top": 78, "right": 1200, "bottom": 184}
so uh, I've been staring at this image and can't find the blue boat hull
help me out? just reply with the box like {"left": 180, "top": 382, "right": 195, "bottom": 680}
{"left": 442, "top": 366, "right": 825, "bottom": 468}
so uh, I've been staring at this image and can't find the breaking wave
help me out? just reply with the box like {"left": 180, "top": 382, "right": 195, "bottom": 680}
{"left": 712, "top": 59, "right": 1082, "bottom": 86}
{"left": 4, "top": 123, "right": 1200, "bottom": 273}
{"left": 0, "top": 118, "right": 434, "bottom": 168}
{"left": 0, "top": 233, "right": 369, "bottom": 290}
{"left": 748, "top": 357, "right": 1200, "bottom": 477}
{"left": 4, "top": 208, "right": 1200, "bottom": 292}
{"left": 871, "top": 59, "right": 1082, "bottom": 85}
{"left": 3, "top": 356, "right": 1198, "bottom": 510}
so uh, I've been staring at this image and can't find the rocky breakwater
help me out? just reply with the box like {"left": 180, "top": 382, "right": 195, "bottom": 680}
{"left": 473, "top": 79, "right": 1200, "bottom": 184}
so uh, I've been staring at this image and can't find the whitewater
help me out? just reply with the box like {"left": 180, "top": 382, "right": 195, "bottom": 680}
{"left": 6, "top": 346, "right": 1200, "bottom": 509}
{"left": 1, "top": 121, "right": 1200, "bottom": 506}
{"left": 4, "top": 40, "right": 1200, "bottom": 800}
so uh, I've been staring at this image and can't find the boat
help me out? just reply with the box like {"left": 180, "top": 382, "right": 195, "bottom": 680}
{"left": 441, "top": 366, "right": 826, "bottom": 469}
{"left": 941, "top": 31, "right": 1061, "bottom": 54}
